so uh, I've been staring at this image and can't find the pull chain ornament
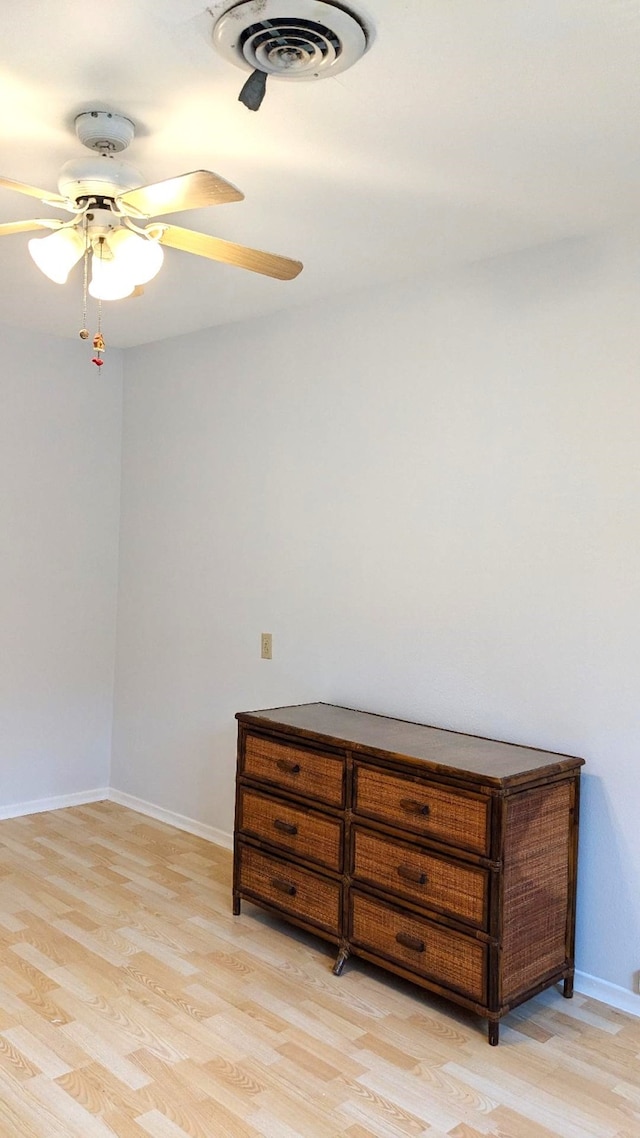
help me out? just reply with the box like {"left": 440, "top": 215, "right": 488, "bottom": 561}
{"left": 92, "top": 320, "right": 105, "bottom": 367}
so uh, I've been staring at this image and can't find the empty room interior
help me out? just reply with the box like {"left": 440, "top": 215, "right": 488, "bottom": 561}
{"left": 1, "top": 2, "right": 639, "bottom": 1135}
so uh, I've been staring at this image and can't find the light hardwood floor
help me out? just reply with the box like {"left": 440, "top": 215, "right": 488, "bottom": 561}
{"left": 0, "top": 801, "right": 638, "bottom": 1138}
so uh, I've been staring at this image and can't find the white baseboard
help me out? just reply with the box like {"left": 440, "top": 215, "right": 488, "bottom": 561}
{"left": 0, "top": 787, "right": 109, "bottom": 822}
{"left": 0, "top": 784, "right": 232, "bottom": 849}
{"left": 575, "top": 971, "right": 640, "bottom": 1019}
{"left": 107, "top": 788, "right": 233, "bottom": 850}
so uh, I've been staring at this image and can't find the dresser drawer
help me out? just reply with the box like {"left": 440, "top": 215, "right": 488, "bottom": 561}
{"left": 237, "top": 844, "right": 342, "bottom": 936}
{"left": 351, "top": 826, "right": 488, "bottom": 929}
{"left": 350, "top": 891, "right": 487, "bottom": 1003}
{"left": 243, "top": 733, "right": 345, "bottom": 807}
{"left": 238, "top": 788, "right": 342, "bottom": 872}
{"left": 353, "top": 764, "right": 490, "bottom": 855}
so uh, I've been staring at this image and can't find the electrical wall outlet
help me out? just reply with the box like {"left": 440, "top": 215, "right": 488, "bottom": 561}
{"left": 261, "top": 632, "right": 272, "bottom": 660}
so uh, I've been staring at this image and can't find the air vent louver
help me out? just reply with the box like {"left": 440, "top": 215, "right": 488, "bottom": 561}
{"left": 213, "top": 0, "right": 368, "bottom": 81}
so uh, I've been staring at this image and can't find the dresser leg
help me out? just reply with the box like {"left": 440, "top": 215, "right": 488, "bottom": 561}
{"left": 488, "top": 1020, "right": 500, "bottom": 1046}
{"left": 232, "top": 893, "right": 241, "bottom": 916}
{"left": 563, "top": 974, "right": 574, "bottom": 998}
{"left": 333, "top": 947, "right": 350, "bottom": 976}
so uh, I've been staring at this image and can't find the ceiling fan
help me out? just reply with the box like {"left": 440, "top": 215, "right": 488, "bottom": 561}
{"left": 0, "top": 111, "right": 303, "bottom": 307}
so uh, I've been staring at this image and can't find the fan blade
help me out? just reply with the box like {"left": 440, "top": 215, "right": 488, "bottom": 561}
{"left": 157, "top": 224, "right": 303, "bottom": 281}
{"left": 0, "top": 176, "right": 67, "bottom": 206}
{"left": 118, "top": 171, "right": 244, "bottom": 218}
{"left": 0, "top": 218, "right": 63, "bottom": 237}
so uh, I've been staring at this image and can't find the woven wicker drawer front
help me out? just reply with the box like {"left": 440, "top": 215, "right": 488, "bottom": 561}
{"left": 238, "top": 844, "right": 342, "bottom": 935}
{"left": 354, "top": 764, "right": 490, "bottom": 855}
{"left": 352, "top": 826, "right": 488, "bottom": 929}
{"left": 243, "top": 734, "right": 345, "bottom": 807}
{"left": 350, "top": 891, "right": 487, "bottom": 1003}
{"left": 239, "top": 789, "right": 342, "bottom": 872}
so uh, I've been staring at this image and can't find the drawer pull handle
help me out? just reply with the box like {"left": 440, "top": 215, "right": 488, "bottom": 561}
{"left": 271, "top": 877, "right": 297, "bottom": 896}
{"left": 399, "top": 798, "right": 430, "bottom": 817}
{"left": 273, "top": 819, "right": 298, "bottom": 836}
{"left": 396, "top": 931, "right": 425, "bottom": 953}
{"left": 397, "top": 864, "right": 427, "bottom": 886}
{"left": 276, "top": 758, "right": 301, "bottom": 775}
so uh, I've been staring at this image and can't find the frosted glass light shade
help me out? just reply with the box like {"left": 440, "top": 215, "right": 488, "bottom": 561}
{"left": 89, "top": 254, "right": 135, "bottom": 301}
{"left": 28, "top": 228, "right": 85, "bottom": 284}
{"left": 107, "top": 227, "right": 164, "bottom": 285}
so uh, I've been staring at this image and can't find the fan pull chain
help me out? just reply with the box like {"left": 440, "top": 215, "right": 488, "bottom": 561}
{"left": 91, "top": 236, "right": 106, "bottom": 368}
{"left": 79, "top": 215, "right": 90, "bottom": 345}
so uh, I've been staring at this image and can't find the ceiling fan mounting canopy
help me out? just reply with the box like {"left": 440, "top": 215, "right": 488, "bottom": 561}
{"left": 75, "top": 111, "right": 135, "bottom": 154}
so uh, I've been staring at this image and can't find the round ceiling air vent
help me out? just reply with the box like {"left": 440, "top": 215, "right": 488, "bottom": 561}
{"left": 213, "top": 0, "right": 369, "bottom": 81}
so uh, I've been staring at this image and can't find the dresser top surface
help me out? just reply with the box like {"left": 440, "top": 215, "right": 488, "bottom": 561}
{"left": 236, "top": 703, "right": 584, "bottom": 784}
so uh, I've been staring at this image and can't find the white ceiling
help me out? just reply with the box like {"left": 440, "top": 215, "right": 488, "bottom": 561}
{"left": 1, "top": 0, "right": 639, "bottom": 348}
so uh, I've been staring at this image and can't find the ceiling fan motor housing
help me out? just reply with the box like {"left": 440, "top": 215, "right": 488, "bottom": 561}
{"left": 213, "top": 0, "right": 369, "bottom": 80}
{"left": 57, "top": 158, "right": 143, "bottom": 204}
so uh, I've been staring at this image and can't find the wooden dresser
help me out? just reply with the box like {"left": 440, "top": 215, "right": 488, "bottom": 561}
{"left": 233, "top": 703, "right": 584, "bottom": 1044}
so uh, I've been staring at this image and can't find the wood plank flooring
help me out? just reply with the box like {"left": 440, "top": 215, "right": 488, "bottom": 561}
{"left": 0, "top": 801, "right": 638, "bottom": 1137}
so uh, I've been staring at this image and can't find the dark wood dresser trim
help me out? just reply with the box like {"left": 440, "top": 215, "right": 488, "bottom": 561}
{"left": 237, "top": 703, "right": 583, "bottom": 786}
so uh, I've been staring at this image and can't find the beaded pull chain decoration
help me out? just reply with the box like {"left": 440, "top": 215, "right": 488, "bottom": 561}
{"left": 78, "top": 222, "right": 105, "bottom": 368}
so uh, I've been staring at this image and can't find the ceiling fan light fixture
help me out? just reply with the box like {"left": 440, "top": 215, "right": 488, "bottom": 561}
{"left": 89, "top": 252, "right": 136, "bottom": 301}
{"left": 0, "top": 105, "right": 304, "bottom": 353}
{"left": 108, "top": 227, "right": 164, "bottom": 285}
{"left": 28, "top": 227, "right": 85, "bottom": 284}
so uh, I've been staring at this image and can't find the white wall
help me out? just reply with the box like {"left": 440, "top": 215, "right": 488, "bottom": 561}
{"left": 0, "top": 323, "right": 123, "bottom": 808}
{"left": 112, "top": 233, "right": 640, "bottom": 994}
